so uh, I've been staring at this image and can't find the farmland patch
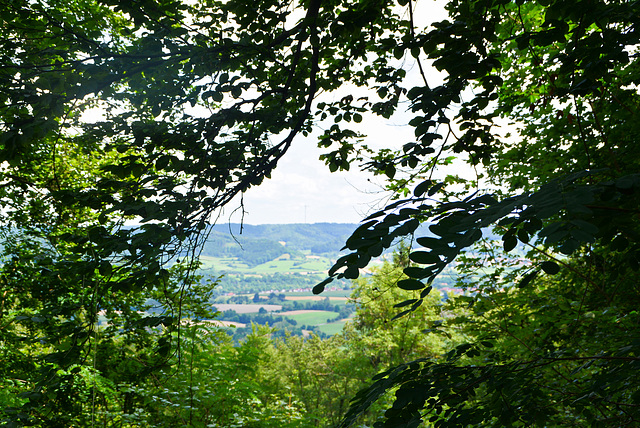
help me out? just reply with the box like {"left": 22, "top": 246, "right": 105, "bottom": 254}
{"left": 280, "top": 310, "right": 340, "bottom": 325}
{"left": 285, "top": 296, "right": 349, "bottom": 301}
{"left": 213, "top": 304, "right": 282, "bottom": 313}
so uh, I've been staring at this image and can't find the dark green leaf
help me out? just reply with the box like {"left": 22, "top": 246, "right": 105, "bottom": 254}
{"left": 409, "top": 251, "right": 440, "bottom": 265}
{"left": 403, "top": 266, "right": 432, "bottom": 278}
{"left": 541, "top": 261, "right": 560, "bottom": 275}
{"left": 517, "top": 228, "right": 530, "bottom": 243}
{"left": 416, "top": 236, "right": 442, "bottom": 249}
{"left": 313, "top": 277, "right": 333, "bottom": 294}
{"left": 420, "top": 285, "right": 433, "bottom": 298}
{"left": 503, "top": 235, "right": 518, "bottom": 252}
{"left": 428, "top": 182, "right": 445, "bottom": 196}
{"left": 397, "top": 279, "right": 425, "bottom": 290}
{"left": 414, "top": 180, "right": 433, "bottom": 197}
{"left": 518, "top": 270, "right": 539, "bottom": 288}
{"left": 391, "top": 309, "right": 412, "bottom": 321}
{"left": 394, "top": 299, "right": 419, "bottom": 308}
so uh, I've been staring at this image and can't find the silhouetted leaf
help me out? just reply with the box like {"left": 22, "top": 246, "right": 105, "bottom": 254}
{"left": 409, "top": 251, "right": 440, "bottom": 265}
{"left": 394, "top": 299, "right": 419, "bottom": 308}
{"left": 503, "top": 235, "right": 518, "bottom": 252}
{"left": 518, "top": 270, "right": 539, "bottom": 288}
{"left": 397, "top": 279, "right": 425, "bottom": 290}
{"left": 414, "top": 180, "right": 433, "bottom": 197}
{"left": 541, "top": 261, "right": 560, "bottom": 275}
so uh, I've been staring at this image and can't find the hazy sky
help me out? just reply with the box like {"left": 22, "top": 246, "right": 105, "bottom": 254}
{"left": 83, "top": 0, "right": 452, "bottom": 226}
{"left": 229, "top": 0, "right": 453, "bottom": 225}
{"left": 233, "top": 118, "right": 414, "bottom": 225}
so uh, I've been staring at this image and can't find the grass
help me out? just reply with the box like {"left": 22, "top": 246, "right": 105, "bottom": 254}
{"left": 251, "top": 258, "right": 331, "bottom": 273}
{"left": 315, "top": 290, "right": 351, "bottom": 298}
{"left": 198, "top": 256, "right": 251, "bottom": 271}
{"left": 206, "top": 305, "right": 350, "bottom": 335}
{"left": 194, "top": 253, "right": 353, "bottom": 336}
{"left": 197, "top": 255, "right": 333, "bottom": 274}
{"left": 315, "top": 320, "right": 348, "bottom": 336}
{"left": 281, "top": 310, "right": 339, "bottom": 326}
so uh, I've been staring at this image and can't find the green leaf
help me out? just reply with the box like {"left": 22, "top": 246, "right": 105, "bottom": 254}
{"left": 343, "top": 265, "right": 359, "bottom": 279}
{"left": 155, "top": 155, "right": 172, "bottom": 170}
{"left": 414, "top": 180, "right": 433, "bottom": 197}
{"left": 610, "top": 235, "right": 628, "bottom": 251}
{"left": 558, "top": 239, "right": 580, "bottom": 255}
{"left": 403, "top": 266, "right": 432, "bottom": 278}
{"left": 517, "top": 228, "right": 530, "bottom": 243}
{"left": 416, "top": 236, "right": 441, "bottom": 249}
{"left": 409, "top": 251, "right": 440, "bottom": 265}
{"left": 385, "top": 164, "right": 396, "bottom": 179}
{"left": 98, "top": 261, "right": 112, "bottom": 276}
{"left": 313, "top": 277, "right": 330, "bottom": 294}
{"left": 616, "top": 176, "right": 636, "bottom": 189}
{"left": 211, "top": 91, "right": 224, "bottom": 102}
{"left": 541, "top": 261, "right": 560, "bottom": 275}
{"left": 397, "top": 279, "right": 425, "bottom": 290}
{"left": 391, "top": 309, "right": 412, "bottom": 321}
{"left": 428, "top": 182, "right": 445, "bottom": 196}
{"left": 394, "top": 299, "right": 419, "bottom": 308}
{"left": 420, "top": 285, "right": 433, "bottom": 298}
{"left": 518, "top": 270, "right": 539, "bottom": 288}
{"left": 503, "top": 235, "right": 518, "bottom": 252}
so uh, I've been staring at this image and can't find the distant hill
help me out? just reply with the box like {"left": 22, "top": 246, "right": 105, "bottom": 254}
{"left": 195, "top": 223, "right": 359, "bottom": 294}
{"left": 202, "top": 223, "right": 358, "bottom": 261}
{"left": 196, "top": 222, "right": 472, "bottom": 296}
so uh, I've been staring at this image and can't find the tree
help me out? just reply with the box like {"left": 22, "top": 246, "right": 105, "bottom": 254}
{"left": 1, "top": 0, "right": 404, "bottom": 423}
{"left": 255, "top": 251, "right": 453, "bottom": 427}
{"left": 323, "top": 1, "right": 640, "bottom": 426}
{"left": 132, "top": 323, "right": 306, "bottom": 427}
{"left": 1, "top": 0, "right": 639, "bottom": 426}
{"left": 346, "top": 257, "right": 452, "bottom": 371}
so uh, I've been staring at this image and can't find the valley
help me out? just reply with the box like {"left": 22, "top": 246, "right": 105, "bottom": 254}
{"left": 186, "top": 223, "right": 461, "bottom": 338}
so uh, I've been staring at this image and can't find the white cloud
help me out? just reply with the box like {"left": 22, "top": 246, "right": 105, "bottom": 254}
{"left": 236, "top": 134, "right": 395, "bottom": 225}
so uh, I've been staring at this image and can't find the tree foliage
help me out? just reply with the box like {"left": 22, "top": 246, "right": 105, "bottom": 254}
{"left": 0, "top": 0, "right": 401, "bottom": 422}
{"left": 1, "top": 0, "right": 639, "bottom": 425}
{"left": 322, "top": 0, "right": 640, "bottom": 426}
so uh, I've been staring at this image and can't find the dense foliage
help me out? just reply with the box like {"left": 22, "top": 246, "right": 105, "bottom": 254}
{"left": 137, "top": 260, "right": 451, "bottom": 428}
{"left": 322, "top": 1, "right": 640, "bottom": 426}
{"left": 1, "top": 0, "right": 639, "bottom": 426}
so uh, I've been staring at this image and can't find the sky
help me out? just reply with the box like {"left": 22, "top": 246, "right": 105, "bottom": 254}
{"left": 228, "top": 1, "right": 453, "bottom": 225}
{"left": 232, "top": 118, "right": 414, "bottom": 225}
{"left": 206, "top": 78, "right": 424, "bottom": 225}
{"left": 81, "top": 0, "right": 452, "bottom": 226}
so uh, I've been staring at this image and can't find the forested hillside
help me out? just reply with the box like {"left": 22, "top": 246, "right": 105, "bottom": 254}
{"left": 1, "top": 0, "right": 639, "bottom": 426}
{"left": 199, "top": 223, "right": 357, "bottom": 268}
{"left": 197, "top": 222, "right": 462, "bottom": 295}
{"left": 207, "top": 223, "right": 359, "bottom": 254}
{"left": 195, "top": 223, "right": 360, "bottom": 295}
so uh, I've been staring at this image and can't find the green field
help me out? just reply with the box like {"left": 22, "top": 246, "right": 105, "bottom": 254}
{"left": 281, "top": 310, "right": 348, "bottom": 335}
{"left": 315, "top": 320, "right": 349, "bottom": 336}
{"left": 198, "top": 254, "right": 333, "bottom": 274}
{"left": 197, "top": 253, "right": 353, "bottom": 336}
{"left": 281, "top": 310, "right": 339, "bottom": 326}
{"left": 311, "top": 290, "right": 351, "bottom": 298}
